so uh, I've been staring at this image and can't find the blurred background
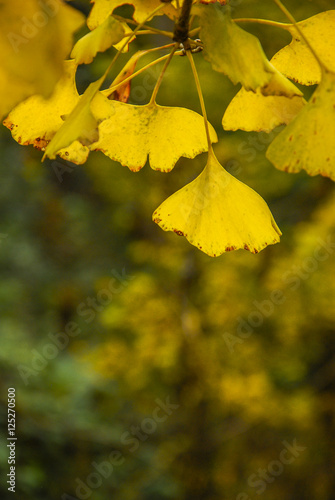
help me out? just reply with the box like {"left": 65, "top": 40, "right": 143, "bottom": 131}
{"left": 1, "top": 0, "right": 335, "bottom": 498}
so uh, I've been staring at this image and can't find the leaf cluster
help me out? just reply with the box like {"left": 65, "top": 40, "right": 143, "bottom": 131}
{"left": 2, "top": 0, "right": 335, "bottom": 256}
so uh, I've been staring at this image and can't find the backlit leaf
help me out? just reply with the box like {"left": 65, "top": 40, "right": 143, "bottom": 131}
{"left": 0, "top": 0, "right": 84, "bottom": 118}
{"left": 271, "top": 11, "right": 335, "bottom": 85}
{"left": 90, "top": 101, "right": 218, "bottom": 171}
{"left": 87, "top": 0, "right": 177, "bottom": 28}
{"left": 266, "top": 70, "right": 335, "bottom": 180}
{"left": 153, "top": 152, "right": 281, "bottom": 256}
{"left": 3, "top": 61, "right": 89, "bottom": 164}
{"left": 222, "top": 88, "right": 305, "bottom": 133}
{"left": 71, "top": 16, "right": 125, "bottom": 64}
{"left": 193, "top": 3, "right": 301, "bottom": 97}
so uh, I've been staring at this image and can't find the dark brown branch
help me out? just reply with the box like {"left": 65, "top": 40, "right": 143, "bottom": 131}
{"left": 173, "top": 0, "right": 193, "bottom": 43}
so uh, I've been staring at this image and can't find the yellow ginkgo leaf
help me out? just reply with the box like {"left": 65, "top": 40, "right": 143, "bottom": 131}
{"left": 222, "top": 88, "right": 305, "bottom": 133}
{"left": 0, "top": 0, "right": 84, "bottom": 119}
{"left": 3, "top": 61, "right": 89, "bottom": 164}
{"left": 153, "top": 152, "right": 281, "bottom": 256}
{"left": 43, "top": 76, "right": 110, "bottom": 161}
{"left": 271, "top": 11, "right": 335, "bottom": 85}
{"left": 266, "top": 70, "right": 335, "bottom": 180}
{"left": 193, "top": 3, "right": 301, "bottom": 97}
{"left": 90, "top": 100, "right": 218, "bottom": 172}
{"left": 71, "top": 16, "right": 125, "bottom": 64}
{"left": 87, "top": 0, "right": 177, "bottom": 28}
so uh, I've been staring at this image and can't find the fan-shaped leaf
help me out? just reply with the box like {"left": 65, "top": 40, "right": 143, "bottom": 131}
{"left": 222, "top": 88, "right": 305, "bottom": 132}
{"left": 266, "top": 70, "right": 335, "bottom": 180}
{"left": 3, "top": 61, "right": 89, "bottom": 164}
{"left": 271, "top": 11, "right": 335, "bottom": 85}
{"left": 90, "top": 101, "right": 218, "bottom": 171}
{"left": 153, "top": 152, "right": 281, "bottom": 256}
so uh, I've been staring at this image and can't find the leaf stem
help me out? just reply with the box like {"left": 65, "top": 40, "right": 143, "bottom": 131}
{"left": 103, "top": 4, "right": 166, "bottom": 81}
{"left": 233, "top": 18, "right": 290, "bottom": 29}
{"left": 186, "top": 50, "right": 213, "bottom": 155}
{"left": 272, "top": 0, "right": 325, "bottom": 71}
{"left": 149, "top": 44, "right": 179, "bottom": 104}
{"left": 112, "top": 14, "right": 174, "bottom": 38}
{"left": 106, "top": 49, "right": 181, "bottom": 96}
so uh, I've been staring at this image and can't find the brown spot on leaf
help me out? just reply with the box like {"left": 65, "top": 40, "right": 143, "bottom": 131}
{"left": 33, "top": 137, "right": 48, "bottom": 149}
{"left": 289, "top": 136, "right": 293, "bottom": 142}
{"left": 225, "top": 246, "right": 236, "bottom": 252}
{"left": 173, "top": 229, "right": 184, "bottom": 236}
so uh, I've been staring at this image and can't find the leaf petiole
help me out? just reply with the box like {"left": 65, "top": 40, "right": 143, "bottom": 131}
{"left": 149, "top": 44, "right": 179, "bottom": 105}
{"left": 233, "top": 18, "right": 290, "bottom": 29}
{"left": 106, "top": 47, "right": 181, "bottom": 96}
{"left": 186, "top": 50, "right": 214, "bottom": 155}
{"left": 112, "top": 14, "right": 175, "bottom": 39}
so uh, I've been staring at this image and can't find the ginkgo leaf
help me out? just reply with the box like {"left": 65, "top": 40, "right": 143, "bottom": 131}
{"left": 266, "top": 70, "right": 335, "bottom": 180}
{"left": 3, "top": 61, "right": 89, "bottom": 164}
{"left": 90, "top": 100, "right": 218, "bottom": 171}
{"left": 0, "top": 0, "right": 84, "bottom": 119}
{"left": 71, "top": 16, "right": 125, "bottom": 64}
{"left": 153, "top": 152, "right": 281, "bottom": 256}
{"left": 193, "top": 3, "right": 301, "bottom": 97}
{"left": 87, "top": 0, "right": 177, "bottom": 28}
{"left": 43, "top": 76, "right": 109, "bottom": 161}
{"left": 222, "top": 88, "right": 305, "bottom": 132}
{"left": 271, "top": 11, "right": 335, "bottom": 85}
